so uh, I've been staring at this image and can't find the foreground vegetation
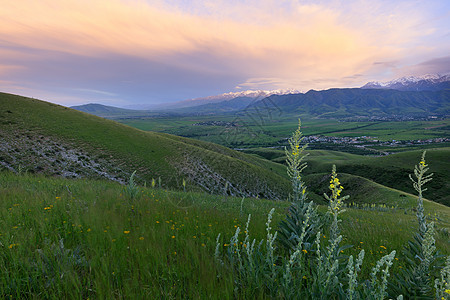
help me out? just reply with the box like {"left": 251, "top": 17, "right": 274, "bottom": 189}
{"left": 0, "top": 171, "right": 448, "bottom": 298}
{"left": 1, "top": 123, "right": 449, "bottom": 298}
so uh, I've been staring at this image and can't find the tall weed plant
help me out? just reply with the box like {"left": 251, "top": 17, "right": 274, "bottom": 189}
{"left": 215, "top": 121, "right": 449, "bottom": 299}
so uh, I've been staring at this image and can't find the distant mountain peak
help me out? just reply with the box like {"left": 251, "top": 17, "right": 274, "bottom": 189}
{"left": 362, "top": 74, "right": 450, "bottom": 91}
{"left": 145, "top": 88, "right": 300, "bottom": 110}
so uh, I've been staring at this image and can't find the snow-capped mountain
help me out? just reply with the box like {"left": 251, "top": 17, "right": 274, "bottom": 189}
{"left": 144, "top": 89, "right": 300, "bottom": 110}
{"left": 362, "top": 74, "right": 450, "bottom": 91}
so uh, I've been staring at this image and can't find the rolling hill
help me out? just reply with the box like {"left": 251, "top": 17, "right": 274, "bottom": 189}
{"left": 0, "top": 92, "right": 289, "bottom": 199}
{"left": 243, "top": 148, "right": 450, "bottom": 206}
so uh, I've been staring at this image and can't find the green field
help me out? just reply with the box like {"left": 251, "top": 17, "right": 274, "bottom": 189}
{"left": 116, "top": 114, "right": 450, "bottom": 151}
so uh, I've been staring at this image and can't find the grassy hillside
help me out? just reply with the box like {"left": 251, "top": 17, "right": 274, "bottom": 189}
{"left": 244, "top": 148, "right": 450, "bottom": 206}
{"left": 0, "top": 171, "right": 448, "bottom": 298}
{"left": 0, "top": 92, "right": 289, "bottom": 199}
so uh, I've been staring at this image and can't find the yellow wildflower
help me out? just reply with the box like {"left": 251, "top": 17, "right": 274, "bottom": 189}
{"left": 124, "top": 231, "right": 130, "bottom": 234}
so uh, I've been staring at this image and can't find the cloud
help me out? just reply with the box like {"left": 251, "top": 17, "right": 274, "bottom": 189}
{"left": 0, "top": 0, "right": 448, "bottom": 104}
{"left": 395, "top": 56, "right": 450, "bottom": 76}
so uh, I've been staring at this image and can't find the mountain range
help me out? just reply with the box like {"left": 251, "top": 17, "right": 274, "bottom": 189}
{"left": 127, "top": 89, "right": 300, "bottom": 110}
{"left": 361, "top": 74, "right": 450, "bottom": 91}
{"left": 73, "top": 82, "right": 450, "bottom": 119}
{"left": 248, "top": 88, "right": 449, "bottom": 118}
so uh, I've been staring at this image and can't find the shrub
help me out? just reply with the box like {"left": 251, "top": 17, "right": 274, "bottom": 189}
{"left": 123, "top": 170, "right": 140, "bottom": 200}
{"left": 214, "top": 120, "right": 411, "bottom": 299}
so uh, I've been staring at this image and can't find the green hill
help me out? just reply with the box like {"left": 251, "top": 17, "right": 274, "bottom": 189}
{"left": 0, "top": 92, "right": 289, "bottom": 199}
{"left": 242, "top": 148, "right": 450, "bottom": 206}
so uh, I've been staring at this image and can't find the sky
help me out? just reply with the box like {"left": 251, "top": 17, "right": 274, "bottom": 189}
{"left": 0, "top": 0, "right": 449, "bottom": 107}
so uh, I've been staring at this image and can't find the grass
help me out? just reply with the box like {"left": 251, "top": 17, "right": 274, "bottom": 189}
{"left": 0, "top": 172, "right": 280, "bottom": 298}
{"left": 0, "top": 171, "right": 449, "bottom": 298}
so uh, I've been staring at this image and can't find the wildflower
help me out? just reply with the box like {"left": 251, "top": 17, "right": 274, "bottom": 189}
{"left": 112, "top": 239, "right": 116, "bottom": 242}
{"left": 302, "top": 249, "right": 307, "bottom": 254}
{"left": 171, "top": 235, "right": 175, "bottom": 239}
{"left": 87, "top": 228, "right": 91, "bottom": 232}
{"left": 303, "top": 275, "right": 307, "bottom": 279}
{"left": 139, "top": 237, "right": 144, "bottom": 240}
{"left": 56, "top": 196, "right": 61, "bottom": 200}
{"left": 201, "top": 243, "right": 206, "bottom": 247}
{"left": 445, "top": 289, "right": 450, "bottom": 294}
{"left": 124, "top": 231, "right": 130, "bottom": 234}
{"left": 380, "top": 245, "right": 387, "bottom": 250}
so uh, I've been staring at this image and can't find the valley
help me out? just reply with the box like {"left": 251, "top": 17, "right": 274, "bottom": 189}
{"left": 1, "top": 90, "right": 449, "bottom": 298}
